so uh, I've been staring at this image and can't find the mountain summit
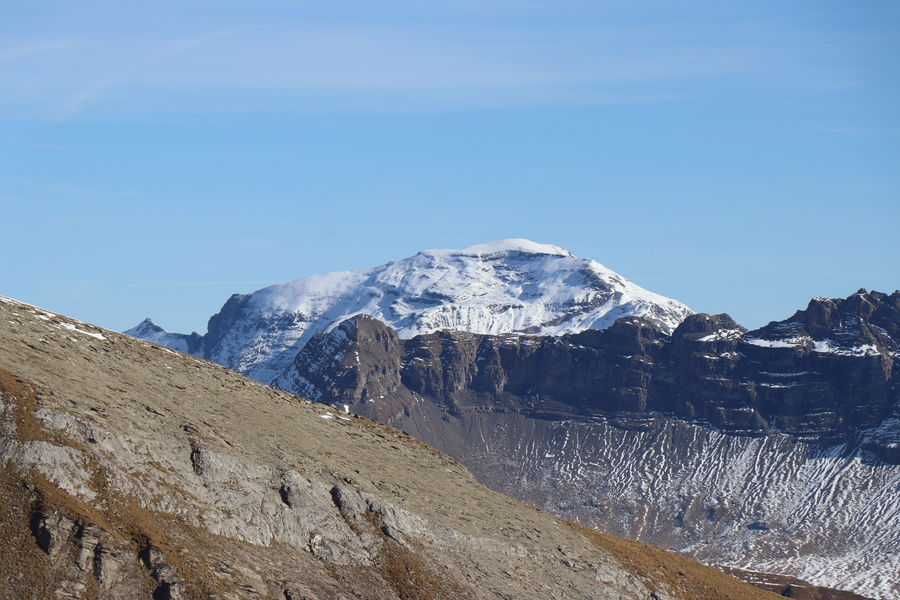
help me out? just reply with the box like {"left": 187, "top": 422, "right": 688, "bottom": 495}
{"left": 128, "top": 239, "right": 692, "bottom": 383}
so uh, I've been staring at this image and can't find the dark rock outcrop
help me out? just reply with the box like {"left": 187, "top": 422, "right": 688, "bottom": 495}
{"left": 279, "top": 290, "right": 900, "bottom": 459}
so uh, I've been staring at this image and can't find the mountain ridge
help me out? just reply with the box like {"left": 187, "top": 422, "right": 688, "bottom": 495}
{"left": 280, "top": 289, "right": 899, "bottom": 450}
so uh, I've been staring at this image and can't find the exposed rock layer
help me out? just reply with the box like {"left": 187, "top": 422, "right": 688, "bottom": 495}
{"left": 280, "top": 290, "right": 899, "bottom": 453}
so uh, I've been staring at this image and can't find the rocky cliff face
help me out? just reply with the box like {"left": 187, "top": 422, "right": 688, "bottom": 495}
{"left": 275, "top": 290, "right": 900, "bottom": 599}
{"left": 652, "top": 290, "right": 899, "bottom": 451}
{"left": 0, "top": 296, "right": 777, "bottom": 600}
{"left": 279, "top": 290, "right": 899, "bottom": 453}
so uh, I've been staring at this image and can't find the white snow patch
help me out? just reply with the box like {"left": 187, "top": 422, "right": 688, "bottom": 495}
{"left": 812, "top": 339, "right": 879, "bottom": 356}
{"left": 744, "top": 337, "right": 806, "bottom": 348}
{"left": 759, "top": 371, "right": 812, "bottom": 378}
{"left": 759, "top": 382, "right": 803, "bottom": 389}
{"left": 53, "top": 321, "right": 105, "bottom": 340}
{"left": 697, "top": 329, "right": 744, "bottom": 342}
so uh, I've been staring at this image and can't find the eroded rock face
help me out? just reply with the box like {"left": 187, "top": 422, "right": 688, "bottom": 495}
{"left": 0, "top": 295, "right": 772, "bottom": 600}
{"left": 275, "top": 290, "right": 900, "bottom": 598}
{"left": 282, "top": 291, "right": 899, "bottom": 453}
{"left": 651, "top": 292, "right": 899, "bottom": 446}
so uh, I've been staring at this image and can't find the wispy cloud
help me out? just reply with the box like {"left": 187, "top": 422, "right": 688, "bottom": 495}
{"left": 0, "top": 41, "right": 78, "bottom": 61}
{"left": 58, "top": 30, "right": 236, "bottom": 118}
{"left": 137, "top": 28, "right": 764, "bottom": 92}
{"left": 0, "top": 19, "right": 775, "bottom": 119}
{"left": 1, "top": 3, "right": 892, "bottom": 118}
{"left": 60, "top": 74, "right": 128, "bottom": 119}
{"left": 45, "top": 279, "right": 95, "bottom": 302}
{"left": 809, "top": 125, "right": 897, "bottom": 138}
{"left": 30, "top": 142, "right": 66, "bottom": 151}
{"left": 13, "top": 178, "right": 143, "bottom": 199}
{"left": 127, "top": 281, "right": 276, "bottom": 288}
{"left": 160, "top": 30, "right": 236, "bottom": 58}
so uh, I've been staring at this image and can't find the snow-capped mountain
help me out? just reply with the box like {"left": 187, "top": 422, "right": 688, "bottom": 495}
{"left": 128, "top": 239, "right": 692, "bottom": 383}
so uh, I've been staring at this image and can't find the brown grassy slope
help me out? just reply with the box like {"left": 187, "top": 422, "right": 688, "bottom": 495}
{"left": 722, "top": 567, "right": 876, "bottom": 600}
{"left": 568, "top": 521, "right": 785, "bottom": 600}
{"left": 0, "top": 296, "right": 783, "bottom": 600}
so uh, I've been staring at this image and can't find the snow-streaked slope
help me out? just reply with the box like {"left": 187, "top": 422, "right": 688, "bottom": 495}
{"left": 189, "top": 239, "right": 692, "bottom": 382}
{"left": 390, "top": 408, "right": 899, "bottom": 600}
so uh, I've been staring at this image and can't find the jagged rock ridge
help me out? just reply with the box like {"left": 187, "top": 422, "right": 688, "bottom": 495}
{"left": 275, "top": 290, "right": 900, "bottom": 599}
{"left": 0, "top": 295, "right": 775, "bottom": 600}
{"left": 127, "top": 239, "right": 692, "bottom": 383}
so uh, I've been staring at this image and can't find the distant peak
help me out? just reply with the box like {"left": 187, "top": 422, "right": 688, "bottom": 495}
{"left": 450, "top": 239, "right": 572, "bottom": 257}
{"left": 125, "top": 318, "right": 164, "bottom": 335}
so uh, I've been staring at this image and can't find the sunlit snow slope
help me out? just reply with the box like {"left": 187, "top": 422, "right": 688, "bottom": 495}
{"left": 430, "top": 413, "right": 899, "bottom": 599}
{"left": 129, "top": 239, "right": 692, "bottom": 383}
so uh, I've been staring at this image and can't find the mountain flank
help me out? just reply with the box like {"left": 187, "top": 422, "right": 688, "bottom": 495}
{"left": 0, "top": 296, "right": 776, "bottom": 600}
{"left": 275, "top": 289, "right": 900, "bottom": 598}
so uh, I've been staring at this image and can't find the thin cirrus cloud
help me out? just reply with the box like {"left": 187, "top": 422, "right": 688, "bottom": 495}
{"left": 127, "top": 281, "right": 278, "bottom": 288}
{"left": 0, "top": 40, "right": 80, "bottom": 61}
{"left": 810, "top": 125, "right": 899, "bottom": 138}
{"left": 0, "top": 25, "right": 775, "bottom": 118}
{"left": 58, "top": 30, "right": 238, "bottom": 118}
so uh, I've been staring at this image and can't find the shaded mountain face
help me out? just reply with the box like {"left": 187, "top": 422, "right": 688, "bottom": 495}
{"left": 128, "top": 239, "right": 692, "bottom": 383}
{"left": 274, "top": 290, "right": 900, "bottom": 599}
{"left": 279, "top": 290, "right": 900, "bottom": 455}
{"left": 0, "top": 295, "right": 780, "bottom": 600}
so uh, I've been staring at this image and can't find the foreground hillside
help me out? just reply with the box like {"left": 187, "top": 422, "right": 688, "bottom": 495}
{"left": 0, "top": 296, "right": 774, "bottom": 600}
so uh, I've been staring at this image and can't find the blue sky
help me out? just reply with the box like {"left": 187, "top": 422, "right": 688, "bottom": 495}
{"left": 2, "top": 0, "right": 898, "bottom": 333}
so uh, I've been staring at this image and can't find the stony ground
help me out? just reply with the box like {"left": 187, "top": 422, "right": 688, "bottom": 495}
{"left": 0, "top": 296, "right": 780, "bottom": 600}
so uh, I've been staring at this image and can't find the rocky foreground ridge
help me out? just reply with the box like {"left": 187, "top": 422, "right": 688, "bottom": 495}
{"left": 0, "top": 296, "right": 778, "bottom": 600}
{"left": 275, "top": 290, "right": 900, "bottom": 598}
